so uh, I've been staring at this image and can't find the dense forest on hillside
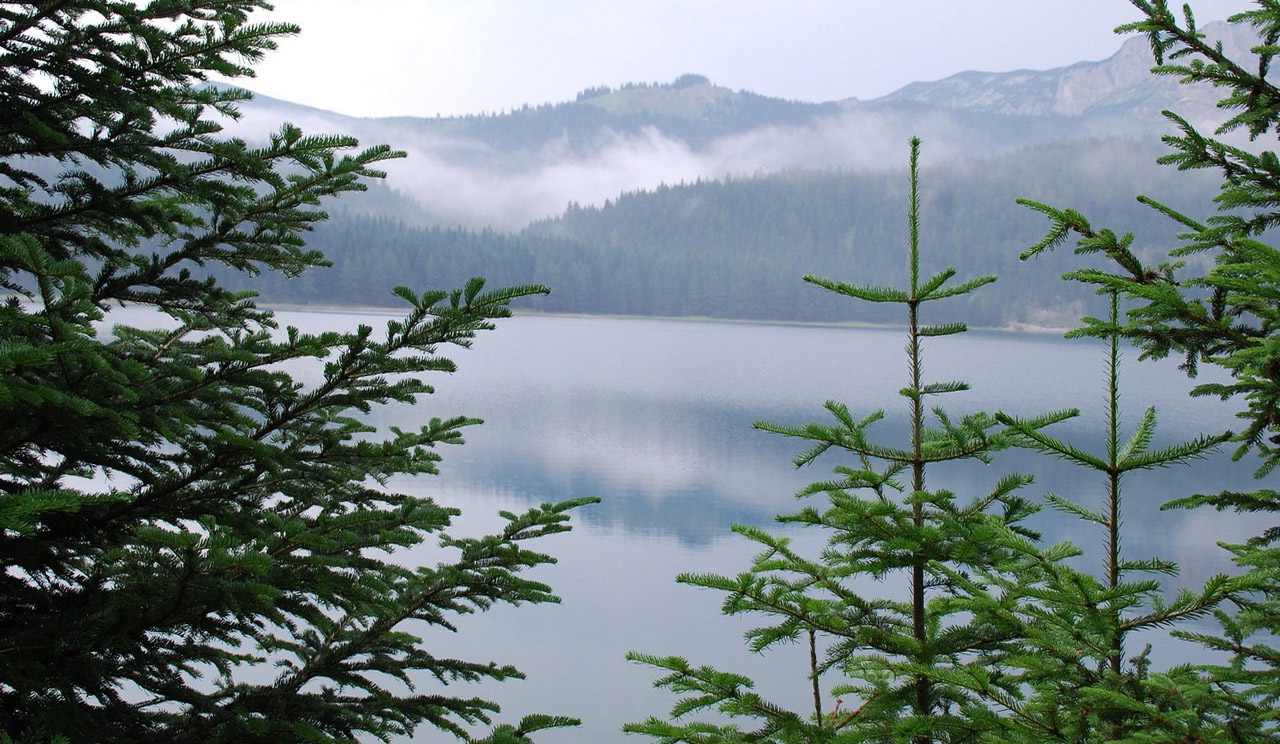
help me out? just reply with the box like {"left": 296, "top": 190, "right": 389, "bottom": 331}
{"left": 373, "top": 74, "right": 839, "bottom": 155}
{"left": 224, "top": 136, "right": 1220, "bottom": 327}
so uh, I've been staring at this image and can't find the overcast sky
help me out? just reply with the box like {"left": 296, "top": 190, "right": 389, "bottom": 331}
{"left": 240, "top": 1, "right": 1257, "bottom": 118}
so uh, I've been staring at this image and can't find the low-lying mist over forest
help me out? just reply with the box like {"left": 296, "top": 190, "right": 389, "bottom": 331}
{"left": 216, "top": 21, "right": 1251, "bottom": 327}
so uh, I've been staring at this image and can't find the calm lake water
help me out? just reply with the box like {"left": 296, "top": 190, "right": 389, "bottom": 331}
{"left": 118, "top": 307, "right": 1264, "bottom": 743}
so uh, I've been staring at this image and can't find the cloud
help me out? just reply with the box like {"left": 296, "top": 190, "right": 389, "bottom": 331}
{"left": 362, "top": 108, "right": 1018, "bottom": 231}
{"left": 380, "top": 126, "right": 707, "bottom": 230}
{"left": 221, "top": 92, "right": 1134, "bottom": 232}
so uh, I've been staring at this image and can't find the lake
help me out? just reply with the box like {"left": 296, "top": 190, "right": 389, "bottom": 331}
{"left": 209, "top": 309, "right": 1266, "bottom": 742}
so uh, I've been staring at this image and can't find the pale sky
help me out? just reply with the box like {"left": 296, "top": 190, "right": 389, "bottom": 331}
{"left": 239, "top": 1, "right": 1257, "bottom": 118}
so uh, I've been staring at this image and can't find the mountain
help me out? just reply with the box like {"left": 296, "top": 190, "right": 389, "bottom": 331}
{"left": 219, "top": 18, "right": 1251, "bottom": 231}
{"left": 206, "top": 20, "right": 1244, "bottom": 326}
{"left": 411, "top": 73, "right": 841, "bottom": 151}
{"left": 870, "top": 20, "right": 1250, "bottom": 129}
{"left": 225, "top": 134, "right": 1223, "bottom": 328}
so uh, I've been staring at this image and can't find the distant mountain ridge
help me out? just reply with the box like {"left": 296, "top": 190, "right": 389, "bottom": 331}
{"left": 573, "top": 73, "right": 833, "bottom": 121}
{"left": 215, "top": 20, "right": 1246, "bottom": 324}
{"left": 870, "top": 20, "right": 1251, "bottom": 126}
{"left": 221, "top": 17, "right": 1250, "bottom": 230}
{"left": 349, "top": 18, "right": 1252, "bottom": 150}
{"left": 366, "top": 73, "right": 837, "bottom": 154}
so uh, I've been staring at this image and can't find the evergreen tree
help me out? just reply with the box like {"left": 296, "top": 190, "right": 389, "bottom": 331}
{"left": 625, "top": 139, "right": 1048, "bottom": 744}
{"left": 0, "top": 3, "right": 591, "bottom": 742}
{"left": 1014, "top": 1, "right": 1280, "bottom": 739}
{"left": 931, "top": 290, "right": 1232, "bottom": 743}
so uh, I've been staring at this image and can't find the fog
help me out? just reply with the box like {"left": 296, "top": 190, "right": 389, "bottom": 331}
{"left": 223, "top": 94, "right": 1146, "bottom": 231}
{"left": 213, "top": 21, "right": 1250, "bottom": 233}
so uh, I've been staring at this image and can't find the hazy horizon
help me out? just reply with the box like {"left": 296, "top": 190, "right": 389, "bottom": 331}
{"left": 234, "top": 1, "right": 1255, "bottom": 119}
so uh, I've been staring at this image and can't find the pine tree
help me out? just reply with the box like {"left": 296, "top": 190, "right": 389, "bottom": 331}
{"left": 0, "top": 4, "right": 592, "bottom": 742}
{"left": 927, "top": 289, "right": 1232, "bottom": 743}
{"left": 625, "top": 139, "right": 1048, "bottom": 744}
{"left": 1010, "top": 1, "right": 1280, "bottom": 738}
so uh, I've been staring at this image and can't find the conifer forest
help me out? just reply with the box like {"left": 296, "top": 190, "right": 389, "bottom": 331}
{"left": 1, "top": 2, "right": 1279, "bottom": 743}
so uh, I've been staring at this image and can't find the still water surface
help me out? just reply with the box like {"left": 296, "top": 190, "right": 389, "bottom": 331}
{"left": 258, "top": 311, "right": 1264, "bottom": 742}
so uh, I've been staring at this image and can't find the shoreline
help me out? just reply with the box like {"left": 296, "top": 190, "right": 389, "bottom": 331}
{"left": 255, "top": 301, "right": 1073, "bottom": 337}
{"left": 0, "top": 293, "right": 1073, "bottom": 336}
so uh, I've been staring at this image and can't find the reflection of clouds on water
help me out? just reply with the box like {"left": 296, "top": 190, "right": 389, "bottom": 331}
{"left": 239, "top": 309, "right": 1261, "bottom": 744}
{"left": 338, "top": 311, "right": 1258, "bottom": 559}
{"left": 128, "top": 305, "right": 1256, "bottom": 570}
{"left": 394, "top": 392, "right": 812, "bottom": 547}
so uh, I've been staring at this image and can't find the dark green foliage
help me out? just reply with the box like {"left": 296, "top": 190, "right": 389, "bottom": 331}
{"left": 0, "top": 3, "right": 591, "bottom": 743}
{"left": 625, "top": 139, "right": 1047, "bottom": 744}
{"left": 1022, "top": 2, "right": 1280, "bottom": 477}
{"left": 625, "top": 3, "right": 1280, "bottom": 741}
{"left": 940, "top": 291, "right": 1234, "bottom": 743}
{"left": 1014, "top": 1, "right": 1280, "bottom": 739}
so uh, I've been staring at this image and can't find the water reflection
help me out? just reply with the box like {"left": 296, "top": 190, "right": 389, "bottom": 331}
{"left": 368, "top": 313, "right": 1256, "bottom": 577}
{"left": 121, "top": 307, "right": 1261, "bottom": 744}
{"left": 410, "top": 315, "right": 1258, "bottom": 743}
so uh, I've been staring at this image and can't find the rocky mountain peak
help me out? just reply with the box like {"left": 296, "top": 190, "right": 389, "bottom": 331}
{"left": 873, "top": 20, "right": 1257, "bottom": 125}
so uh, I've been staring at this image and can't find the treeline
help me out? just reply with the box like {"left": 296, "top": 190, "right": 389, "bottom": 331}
{"left": 225, "top": 136, "right": 1221, "bottom": 327}
{"left": 391, "top": 76, "right": 838, "bottom": 153}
